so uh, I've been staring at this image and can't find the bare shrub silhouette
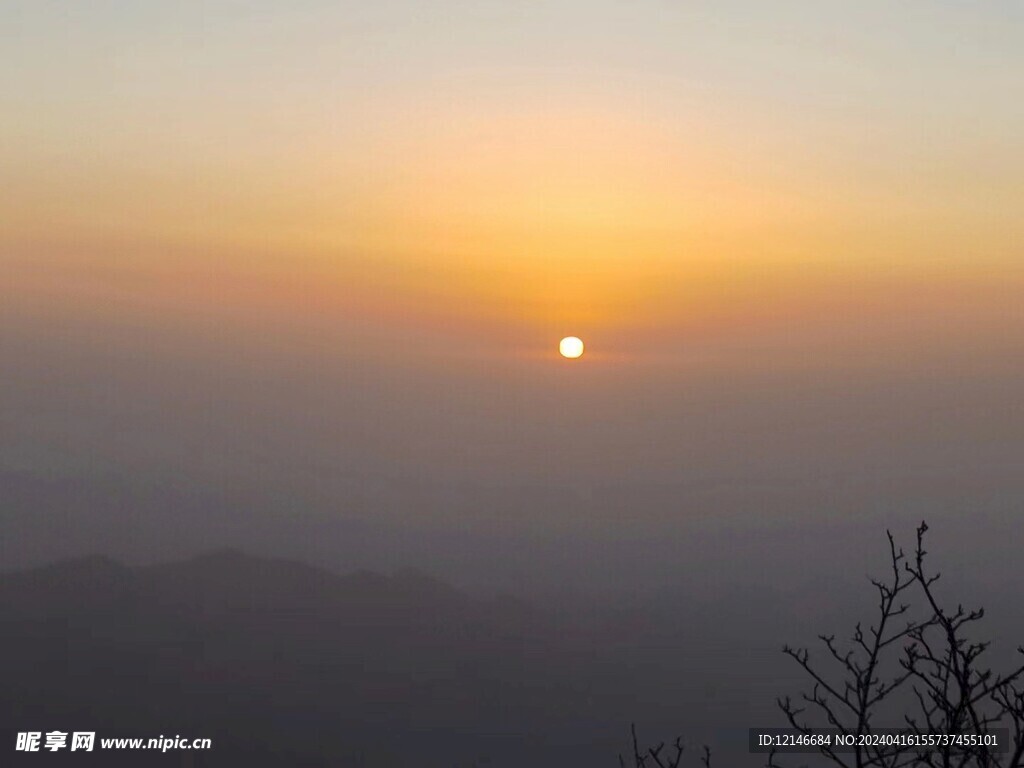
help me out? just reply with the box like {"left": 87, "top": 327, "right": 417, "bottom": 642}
{"left": 620, "top": 723, "right": 711, "bottom": 767}
{"left": 768, "top": 522, "right": 1024, "bottom": 767}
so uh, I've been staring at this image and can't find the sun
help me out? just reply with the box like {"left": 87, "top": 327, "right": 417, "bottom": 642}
{"left": 559, "top": 336, "right": 585, "bottom": 359}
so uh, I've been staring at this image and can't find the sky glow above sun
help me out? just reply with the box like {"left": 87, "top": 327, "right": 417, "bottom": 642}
{"left": 1, "top": 2, "right": 1022, "bottom": 362}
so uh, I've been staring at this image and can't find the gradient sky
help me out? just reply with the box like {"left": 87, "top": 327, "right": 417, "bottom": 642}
{"left": 2, "top": 2, "right": 1023, "bottom": 588}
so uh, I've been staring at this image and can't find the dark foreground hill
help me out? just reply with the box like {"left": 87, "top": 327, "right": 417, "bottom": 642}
{"left": 2, "top": 551, "right": 741, "bottom": 767}
{"left": 6, "top": 547, "right": 883, "bottom": 766}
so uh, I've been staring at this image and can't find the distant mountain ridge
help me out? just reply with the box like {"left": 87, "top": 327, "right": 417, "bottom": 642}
{"left": 0, "top": 549, "right": 589, "bottom": 768}
{"left": 0, "top": 548, "right": 850, "bottom": 767}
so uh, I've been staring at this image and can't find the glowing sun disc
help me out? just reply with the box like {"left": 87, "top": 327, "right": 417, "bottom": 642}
{"left": 559, "top": 336, "right": 585, "bottom": 359}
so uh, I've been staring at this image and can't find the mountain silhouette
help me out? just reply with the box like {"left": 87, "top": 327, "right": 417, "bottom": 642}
{"left": 0, "top": 551, "right": 620, "bottom": 767}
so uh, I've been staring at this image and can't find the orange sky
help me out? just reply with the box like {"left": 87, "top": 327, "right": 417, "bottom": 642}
{"left": 3, "top": 2, "right": 1022, "bottom": 369}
